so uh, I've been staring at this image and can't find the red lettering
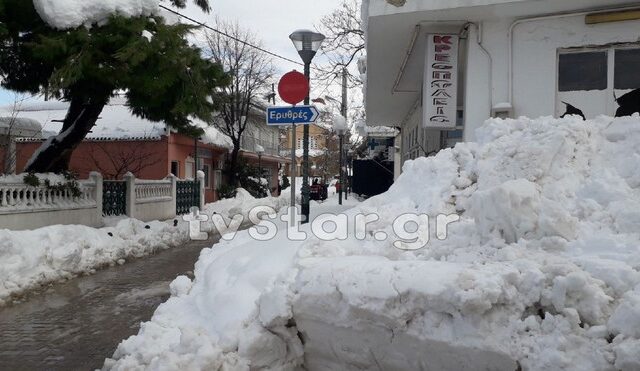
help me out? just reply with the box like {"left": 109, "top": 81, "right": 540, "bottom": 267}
{"left": 435, "top": 45, "right": 451, "bottom": 53}
{"left": 433, "top": 35, "right": 452, "bottom": 44}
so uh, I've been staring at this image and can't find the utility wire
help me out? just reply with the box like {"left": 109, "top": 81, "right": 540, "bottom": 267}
{"left": 159, "top": 5, "right": 328, "bottom": 72}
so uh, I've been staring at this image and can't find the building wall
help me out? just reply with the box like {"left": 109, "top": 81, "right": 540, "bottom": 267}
{"left": 281, "top": 124, "right": 334, "bottom": 179}
{"left": 167, "top": 133, "right": 228, "bottom": 202}
{"left": 464, "top": 13, "right": 640, "bottom": 139}
{"left": 281, "top": 124, "right": 330, "bottom": 152}
{"left": 13, "top": 134, "right": 230, "bottom": 203}
{"left": 15, "top": 139, "right": 169, "bottom": 180}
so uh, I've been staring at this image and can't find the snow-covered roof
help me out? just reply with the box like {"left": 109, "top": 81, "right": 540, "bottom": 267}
{"left": 0, "top": 116, "right": 43, "bottom": 137}
{"left": 365, "top": 125, "right": 398, "bottom": 138}
{"left": 0, "top": 98, "right": 233, "bottom": 149}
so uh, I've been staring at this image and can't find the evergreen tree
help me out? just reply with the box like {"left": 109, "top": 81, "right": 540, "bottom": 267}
{"left": 0, "top": 0, "right": 229, "bottom": 173}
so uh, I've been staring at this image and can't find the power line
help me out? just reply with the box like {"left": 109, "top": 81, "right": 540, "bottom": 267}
{"left": 159, "top": 5, "right": 327, "bottom": 72}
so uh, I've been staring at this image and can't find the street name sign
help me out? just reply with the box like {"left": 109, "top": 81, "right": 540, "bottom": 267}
{"left": 266, "top": 105, "right": 319, "bottom": 126}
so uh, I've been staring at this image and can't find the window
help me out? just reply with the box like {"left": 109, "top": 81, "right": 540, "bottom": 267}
{"left": 170, "top": 161, "right": 180, "bottom": 177}
{"left": 214, "top": 169, "right": 222, "bottom": 190}
{"left": 615, "top": 48, "right": 640, "bottom": 90}
{"left": 296, "top": 137, "right": 303, "bottom": 150}
{"left": 185, "top": 158, "right": 195, "bottom": 179}
{"left": 202, "top": 164, "right": 211, "bottom": 188}
{"left": 558, "top": 51, "right": 608, "bottom": 92}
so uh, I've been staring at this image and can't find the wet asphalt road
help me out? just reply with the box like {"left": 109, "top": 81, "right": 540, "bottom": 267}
{"left": 0, "top": 236, "right": 220, "bottom": 371}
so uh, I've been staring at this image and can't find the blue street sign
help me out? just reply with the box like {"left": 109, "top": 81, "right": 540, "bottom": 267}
{"left": 266, "top": 105, "right": 319, "bottom": 126}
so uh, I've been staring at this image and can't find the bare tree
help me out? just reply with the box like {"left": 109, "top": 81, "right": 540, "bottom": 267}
{"left": 314, "top": 0, "right": 365, "bottom": 89}
{"left": 202, "top": 19, "right": 275, "bottom": 186}
{"left": 0, "top": 108, "right": 19, "bottom": 174}
{"left": 84, "top": 141, "right": 161, "bottom": 180}
{"left": 1, "top": 95, "right": 43, "bottom": 174}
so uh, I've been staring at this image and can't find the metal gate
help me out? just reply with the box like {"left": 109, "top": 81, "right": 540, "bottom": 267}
{"left": 176, "top": 180, "right": 200, "bottom": 215}
{"left": 103, "top": 180, "right": 127, "bottom": 216}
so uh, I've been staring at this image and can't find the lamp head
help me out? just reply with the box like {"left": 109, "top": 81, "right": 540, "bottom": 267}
{"left": 289, "top": 30, "right": 325, "bottom": 64}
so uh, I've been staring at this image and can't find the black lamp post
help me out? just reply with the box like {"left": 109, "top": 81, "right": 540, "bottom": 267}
{"left": 256, "top": 145, "right": 264, "bottom": 180}
{"left": 289, "top": 29, "right": 325, "bottom": 224}
{"left": 333, "top": 115, "right": 347, "bottom": 206}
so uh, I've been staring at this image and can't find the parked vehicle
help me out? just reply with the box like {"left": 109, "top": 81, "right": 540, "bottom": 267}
{"left": 310, "top": 178, "right": 328, "bottom": 201}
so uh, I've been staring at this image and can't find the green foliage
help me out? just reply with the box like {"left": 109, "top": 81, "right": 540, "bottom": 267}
{"left": 23, "top": 171, "right": 82, "bottom": 197}
{"left": 281, "top": 175, "right": 290, "bottom": 190}
{"left": 216, "top": 184, "right": 237, "bottom": 199}
{"left": 23, "top": 172, "right": 40, "bottom": 187}
{"left": 0, "top": 0, "right": 229, "bottom": 137}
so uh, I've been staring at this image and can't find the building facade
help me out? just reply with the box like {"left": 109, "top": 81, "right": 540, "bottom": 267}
{"left": 280, "top": 123, "right": 338, "bottom": 180}
{"left": 363, "top": 0, "right": 640, "bottom": 168}
{"left": 1, "top": 99, "right": 289, "bottom": 202}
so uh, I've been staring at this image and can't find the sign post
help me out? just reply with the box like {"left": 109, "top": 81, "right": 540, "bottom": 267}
{"left": 276, "top": 71, "right": 311, "bottom": 226}
{"left": 423, "top": 34, "right": 459, "bottom": 129}
{"left": 266, "top": 106, "right": 319, "bottom": 126}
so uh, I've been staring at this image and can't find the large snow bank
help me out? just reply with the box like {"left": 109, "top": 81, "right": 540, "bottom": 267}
{"left": 105, "top": 115, "right": 640, "bottom": 370}
{"left": 0, "top": 218, "right": 188, "bottom": 305}
{"left": 33, "top": 0, "right": 159, "bottom": 29}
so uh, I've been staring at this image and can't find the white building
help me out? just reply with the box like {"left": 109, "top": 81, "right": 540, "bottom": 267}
{"left": 363, "top": 0, "right": 640, "bottom": 168}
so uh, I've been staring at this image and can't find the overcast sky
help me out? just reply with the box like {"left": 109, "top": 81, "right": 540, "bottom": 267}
{"left": 0, "top": 0, "right": 345, "bottom": 106}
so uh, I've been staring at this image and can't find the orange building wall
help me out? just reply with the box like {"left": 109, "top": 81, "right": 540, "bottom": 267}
{"left": 9, "top": 133, "right": 288, "bottom": 202}
{"left": 14, "top": 139, "right": 169, "bottom": 180}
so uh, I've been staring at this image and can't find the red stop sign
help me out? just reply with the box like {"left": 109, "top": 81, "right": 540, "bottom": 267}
{"left": 278, "top": 70, "right": 309, "bottom": 105}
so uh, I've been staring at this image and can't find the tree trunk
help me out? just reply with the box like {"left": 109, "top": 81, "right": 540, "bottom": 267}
{"left": 227, "top": 143, "right": 241, "bottom": 187}
{"left": 25, "top": 97, "right": 106, "bottom": 173}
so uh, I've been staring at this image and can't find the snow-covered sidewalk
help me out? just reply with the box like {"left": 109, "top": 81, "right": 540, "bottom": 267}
{"left": 0, "top": 189, "right": 294, "bottom": 305}
{"left": 104, "top": 115, "right": 640, "bottom": 371}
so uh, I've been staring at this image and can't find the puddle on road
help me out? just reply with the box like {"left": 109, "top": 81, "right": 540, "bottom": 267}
{"left": 115, "top": 281, "right": 171, "bottom": 303}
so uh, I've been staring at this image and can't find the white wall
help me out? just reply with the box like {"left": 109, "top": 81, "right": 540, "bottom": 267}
{"left": 464, "top": 14, "right": 640, "bottom": 139}
{"left": 0, "top": 207, "right": 101, "bottom": 231}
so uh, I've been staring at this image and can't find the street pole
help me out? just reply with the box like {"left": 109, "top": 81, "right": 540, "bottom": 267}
{"left": 289, "top": 29, "right": 325, "bottom": 225}
{"left": 290, "top": 123, "right": 296, "bottom": 225}
{"left": 301, "top": 62, "right": 311, "bottom": 224}
{"left": 341, "top": 67, "right": 348, "bottom": 201}
{"left": 339, "top": 133, "right": 343, "bottom": 205}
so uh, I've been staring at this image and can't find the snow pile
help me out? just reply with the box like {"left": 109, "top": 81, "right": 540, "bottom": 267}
{"left": 33, "top": 0, "right": 159, "bottom": 29}
{"left": 105, "top": 115, "right": 640, "bottom": 370}
{"left": 0, "top": 218, "right": 188, "bottom": 304}
{"left": 202, "top": 188, "right": 293, "bottom": 222}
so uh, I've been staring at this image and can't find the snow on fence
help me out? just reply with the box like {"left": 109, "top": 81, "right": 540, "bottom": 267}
{"left": 0, "top": 171, "right": 205, "bottom": 231}
{"left": 0, "top": 172, "right": 102, "bottom": 230}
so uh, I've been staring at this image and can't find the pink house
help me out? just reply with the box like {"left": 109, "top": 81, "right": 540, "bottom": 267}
{"left": 2, "top": 99, "right": 289, "bottom": 203}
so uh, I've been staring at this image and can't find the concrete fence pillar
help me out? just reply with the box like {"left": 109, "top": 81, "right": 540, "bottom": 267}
{"left": 167, "top": 173, "right": 177, "bottom": 218}
{"left": 124, "top": 172, "right": 136, "bottom": 219}
{"left": 90, "top": 171, "right": 103, "bottom": 222}
{"left": 197, "top": 170, "right": 205, "bottom": 210}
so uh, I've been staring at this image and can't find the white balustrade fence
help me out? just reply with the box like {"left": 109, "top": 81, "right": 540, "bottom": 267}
{"left": 0, "top": 171, "right": 204, "bottom": 231}
{"left": 0, "top": 173, "right": 102, "bottom": 230}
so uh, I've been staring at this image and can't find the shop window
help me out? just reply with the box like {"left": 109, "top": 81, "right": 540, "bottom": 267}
{"left": 614, "top": 48, "right": 640, "bottom": 90}
{"left": 558, "top": 51, "right": 608, "bottom": 92}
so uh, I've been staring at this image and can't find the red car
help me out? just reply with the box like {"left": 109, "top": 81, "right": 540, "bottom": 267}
{"left": 310, "top": 179, "right": 328, "bottom": 201}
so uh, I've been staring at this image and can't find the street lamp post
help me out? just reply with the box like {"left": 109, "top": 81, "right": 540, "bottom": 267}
{"left": 256, "top": 144, "right": 265, "bottom": 185}
{"left": 289, "top": 29, "right": 325, "bottom": 224}
{"left": 333, "top": 114, "right": 347, "bottom": 206}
